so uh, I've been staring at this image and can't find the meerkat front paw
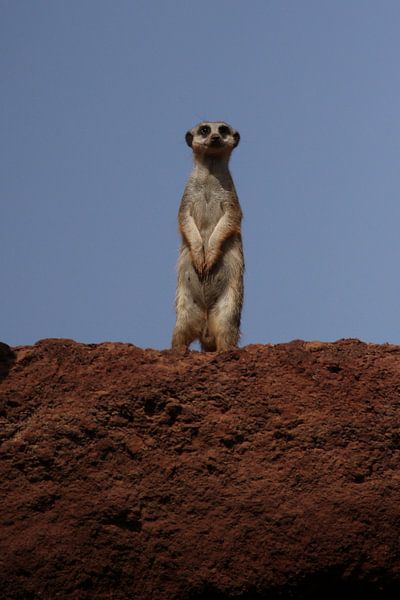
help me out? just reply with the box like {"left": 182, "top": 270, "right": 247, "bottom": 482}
{"left": 191, "top": 248, "right": 206, "bottom": 276}
{"left": 204, "top": 250, "right": 219, "bottom": 273}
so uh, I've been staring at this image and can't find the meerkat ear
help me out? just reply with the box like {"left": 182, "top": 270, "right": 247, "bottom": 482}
{"left": 185, "top": 131, "right": 193, "bottom": 147}
{"left": 233, "top": 131, "right": 240, "bottom": 148}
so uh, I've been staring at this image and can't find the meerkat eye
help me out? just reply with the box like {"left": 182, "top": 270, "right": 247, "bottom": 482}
{"left": 218, "top": 125, "right": 230, "bottom": 137}
{"left": 198, "top": 125, "right": 211, "bottom": 137}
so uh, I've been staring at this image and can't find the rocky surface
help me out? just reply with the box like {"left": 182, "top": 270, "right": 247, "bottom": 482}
{"left": 1, "top": 338, "right": 400, "bottom": 599}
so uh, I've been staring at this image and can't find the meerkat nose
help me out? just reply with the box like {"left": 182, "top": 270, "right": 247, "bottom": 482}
{"left": 210, "top": 134, "right": 223, "bottom": 145}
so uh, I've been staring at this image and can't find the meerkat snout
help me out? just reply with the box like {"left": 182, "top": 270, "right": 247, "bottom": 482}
{"left": 209, "top": 133, "right": 223, "bottom": 147}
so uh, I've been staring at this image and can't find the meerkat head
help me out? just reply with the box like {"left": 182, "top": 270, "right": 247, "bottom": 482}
{"left": 185, "top": 121, "right": 240, "bottom": 157}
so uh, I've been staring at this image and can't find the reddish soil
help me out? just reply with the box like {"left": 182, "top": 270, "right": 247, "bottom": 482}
{"left": 1, "top": 338, "right": 400, "bottom": 599}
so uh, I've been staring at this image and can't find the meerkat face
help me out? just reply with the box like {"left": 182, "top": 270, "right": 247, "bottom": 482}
{"left": 185, "top": 121, "right": 240, "bottom": 156}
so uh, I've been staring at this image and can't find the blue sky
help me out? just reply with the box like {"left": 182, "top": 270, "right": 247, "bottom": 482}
{"left": 2, "top": 1, "right": 400, "bottom": 348}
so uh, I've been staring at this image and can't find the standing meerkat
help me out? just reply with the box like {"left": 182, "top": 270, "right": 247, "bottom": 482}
{"left": 172, "top": 120, "right": 244, "bottom": 352}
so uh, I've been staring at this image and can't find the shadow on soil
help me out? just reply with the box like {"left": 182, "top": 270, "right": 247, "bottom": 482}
{"left": 0, "top": 343, "right": 15, "bottom": 382}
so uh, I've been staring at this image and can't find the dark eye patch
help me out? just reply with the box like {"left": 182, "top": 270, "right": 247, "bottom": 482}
{"left": 198, "top": 125, "right": 211, "bottom": 137}
{"left": 218, "top": 125, "right": 230, "bottom": 137}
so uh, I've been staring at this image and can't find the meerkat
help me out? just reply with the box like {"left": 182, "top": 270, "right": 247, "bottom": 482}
{"left": 171, "top": 120, "right": 244, "bottom": 352}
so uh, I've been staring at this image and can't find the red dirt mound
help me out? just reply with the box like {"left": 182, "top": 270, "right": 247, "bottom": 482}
{"left": 1, "top": 338, "right": 400, "bottom": 599}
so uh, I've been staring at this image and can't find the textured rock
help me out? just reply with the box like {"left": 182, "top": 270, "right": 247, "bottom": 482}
{"left": 1, "top": 338, "right": 400, "bottom": 599}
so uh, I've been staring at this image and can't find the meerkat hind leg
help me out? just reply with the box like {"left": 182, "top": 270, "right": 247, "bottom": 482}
{"left": 208, "top": 287, "right": 241, "bottom": 351}
{"left": 200, "top": 319, "right": 217, "bottom": 352}
{"left": 171, "top": 328, "right": 196, "bottom": 350}
{"left": 172, "top": 290, "right": 205, "bottom": 350}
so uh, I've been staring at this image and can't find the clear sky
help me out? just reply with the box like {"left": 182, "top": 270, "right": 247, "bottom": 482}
{"left": 2, "top": 1, "right": 400, "bottom": 349}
